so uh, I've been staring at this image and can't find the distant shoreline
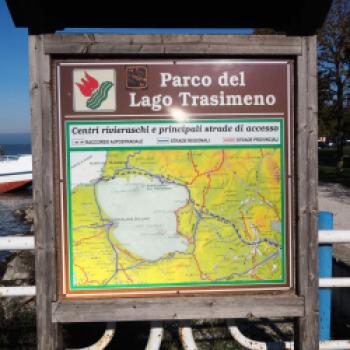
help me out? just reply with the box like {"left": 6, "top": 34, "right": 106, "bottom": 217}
{"left": 0, "top": 133, "right": 31, "bottom": 145}
{"left": 0, "top": 133, "right": 31, "bottom": 155}
{"left": 1, "top": 143, "right": 31, "bottom": 155}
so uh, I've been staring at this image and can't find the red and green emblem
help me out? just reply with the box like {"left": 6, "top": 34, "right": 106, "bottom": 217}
{"left": 75, "top": 71, "right": 113, "bottom": 110}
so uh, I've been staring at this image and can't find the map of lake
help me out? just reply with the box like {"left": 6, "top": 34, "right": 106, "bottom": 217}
{"left": 67, "top": 147, "right": 285, "bottom": 292}
{"left": 96, "top": 175, "right": 189, "bottom": 260}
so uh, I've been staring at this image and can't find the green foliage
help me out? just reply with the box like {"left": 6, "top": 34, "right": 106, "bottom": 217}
{"left": 318, "top": 0, "right": 350, "bottom": 92}
{"left": 319, "top": 146, "right": 350, "bottom": 186}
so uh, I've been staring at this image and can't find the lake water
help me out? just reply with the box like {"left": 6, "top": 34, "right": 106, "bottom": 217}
{"left": 96, "top": 174, "right": 189, "bottom": 260}
{"left": 0, "top": 143, "right": 32, "bottom": 260}
{"left": 2, "top": 143, "right": 31, "bottom": 155}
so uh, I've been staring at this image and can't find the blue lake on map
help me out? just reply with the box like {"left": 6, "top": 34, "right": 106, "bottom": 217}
{"left": 96, "top": 175, "right": 189, "bottom": 260}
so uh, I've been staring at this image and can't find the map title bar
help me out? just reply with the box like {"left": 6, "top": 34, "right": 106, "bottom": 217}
{"left": 68, "top": 120, "right": 282, "bottom": 148}
{"left": 58, "top": 60, "right": 290, "bottom": 117}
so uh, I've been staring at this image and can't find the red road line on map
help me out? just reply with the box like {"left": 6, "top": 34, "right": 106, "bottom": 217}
{"left": 188, "top": 150, "right": 225, "bottom": 186}
{"left": 74, "top": 230, "right": 104, "bottom": 246}
{"left": 189, "top": 150, "right": 200, "bottom": 176}
{"left": 201, "top": 175, "right": 211, "bottom": 212}
{"left": 239, "top": 212, "right": 262, "bottom": 280}
{"left": 256, "top": 191, "right": 281, "bottom": 221}
{"left": 199, "top": 150, "right": 224, "bottom": 211}
{"left": 188, "top": 151, "right": 201, "bottom": 185}
{"left": 193, "top": 254, "right": 210, "bottom": 280}
{"left": 74, "top": 264, "right": 90, "bottom": 284}
{"left": 188, "top": 150, "right": 225, "bottom": 212}
{"left": 208, "top": 150, "right": 225, "bottom": 174}
{"left": 240, "top": 211, "right": 253, "bottom": 241}
{"left": 119, "top": 262, "right": 134, "bottom": 283}
{"left": 251, "top": 252, "right": 263, "bottom": 280}
{"left": 115, "top": 243, "right": 145, "bottom": 263}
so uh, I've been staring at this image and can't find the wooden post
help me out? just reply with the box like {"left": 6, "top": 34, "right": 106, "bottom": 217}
{"left": 29, "top": 35, "right": 62, "bottom": 350}
{"left": 294, "top": 35, "right": 319, "bottom": 350}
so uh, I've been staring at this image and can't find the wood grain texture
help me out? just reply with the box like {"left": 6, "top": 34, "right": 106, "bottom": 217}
{"left": 30, "top": 34, "right": 61, "bottom": 350}
{"left": 43, "top": 34, "right": 302, "bottom": 55}
{"left": 52, "top": 294, "right": 304, "bottom": 322}
{"left": 294, "top": 36, "right": 319, "bottom": 350}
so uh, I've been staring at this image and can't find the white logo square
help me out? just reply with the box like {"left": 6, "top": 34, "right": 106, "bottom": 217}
{"left": 73, "top": 69, "right": 116, "bottom": 112}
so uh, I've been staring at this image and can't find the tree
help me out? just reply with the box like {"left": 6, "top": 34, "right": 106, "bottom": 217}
{"left": 318, "top": 0, "right": 350, "bottom": 173}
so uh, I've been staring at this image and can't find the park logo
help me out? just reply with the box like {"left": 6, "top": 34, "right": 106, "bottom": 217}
{"left": 73, "top": 69, "right": 116, "bottom": 112}
{"left": 126, "top": 66, "right": 147, "bottom": 89}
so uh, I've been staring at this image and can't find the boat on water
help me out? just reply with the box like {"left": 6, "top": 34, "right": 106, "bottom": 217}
{"left": 0, "top": 154, "right": 32, "bottom": 193}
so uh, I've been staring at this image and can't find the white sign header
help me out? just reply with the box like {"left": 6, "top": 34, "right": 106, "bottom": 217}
{"left": 68, "top": 119, "right": 282, "bottom": 148}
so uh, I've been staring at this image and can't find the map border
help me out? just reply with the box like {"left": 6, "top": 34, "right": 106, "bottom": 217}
{"left": 63, "top": 118, "right": 288, "bottom": 294}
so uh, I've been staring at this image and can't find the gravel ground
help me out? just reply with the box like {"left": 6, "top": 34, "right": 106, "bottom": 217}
{"left": 319, "top": 182, "right": 350, "bottom": 229}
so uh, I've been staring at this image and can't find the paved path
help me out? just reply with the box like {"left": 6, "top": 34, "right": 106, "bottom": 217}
{"left": 319, "top": 182, "right": 350, "bottom": 229}
{"left": 319, "top": 182, "right": 350, "bottom": 265}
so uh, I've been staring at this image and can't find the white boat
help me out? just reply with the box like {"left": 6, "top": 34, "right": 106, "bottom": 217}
{"left": 0, "top": 154, "right": 32, "bottom": 193}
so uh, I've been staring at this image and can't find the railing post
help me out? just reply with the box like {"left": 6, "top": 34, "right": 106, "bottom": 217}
{"left": 318, "top": 211, "right": 334, "bottom": 341}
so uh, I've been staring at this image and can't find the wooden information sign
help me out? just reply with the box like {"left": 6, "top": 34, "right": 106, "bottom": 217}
{"left": 57, "top": 60, "right": 292, "bottom": 298}
{"left": 30, "top": 35, "right": 318, "bottom": 349}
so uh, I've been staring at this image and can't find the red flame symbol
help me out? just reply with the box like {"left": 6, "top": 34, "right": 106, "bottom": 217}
{"left": 75, "top": 71, "right": 99, "bottom": 97}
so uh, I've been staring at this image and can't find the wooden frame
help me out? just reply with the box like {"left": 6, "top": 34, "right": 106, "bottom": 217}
{"left": 57, "top": 59, "right": 293, "bottom": 298}
{"left": 30, "top": 34, "right": 318, "bottom": 349}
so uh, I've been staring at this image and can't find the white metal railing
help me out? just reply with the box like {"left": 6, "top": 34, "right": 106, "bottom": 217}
{"left": 66, "top": 322, "right": 116, "bottom": 350}
{"left": 319, "top": 277, "right": 350, "bottom": 288}
{"left": 179, "top": 322, "right": 198, "bottom": 350}
{"left": 1, "top": 230, "right": 350, "bottom": 349}
{"left": 0, "top": 286, "right": 36, "bottom": 297}
{"left": 0, "top": 236, "right": 35, "bottom": 250}
{"left": 1, "top": 155, "right": 20, "bottom": 162}
{"left": 0, "top": 236, "right": 36, "bottom": 297}
{"left": 319, "top": 230, "right": 350, "bottom": 243}
{"left": 145, "top": 322, "right": 164, "bottom": 350}
{"left": 228, "top": 323, "right": 350, "bottom": 349}
{"left": 319, "top": 230, "right": 350, "bottom": 288}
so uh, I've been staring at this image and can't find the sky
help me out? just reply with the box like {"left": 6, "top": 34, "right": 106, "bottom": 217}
{"left": 0, "top": 0, "right": 29, "bottom": 134}
{"left": 0, "top": 0, "right": 252, "bottom": 136}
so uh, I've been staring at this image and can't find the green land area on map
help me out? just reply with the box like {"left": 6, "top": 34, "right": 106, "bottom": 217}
{"left": 68, "top": 148, "right": 284, "bottom": 289}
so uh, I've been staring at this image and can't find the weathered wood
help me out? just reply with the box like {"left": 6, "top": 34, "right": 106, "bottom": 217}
{"left": 294, "top": 36, "right": 319, "bottom": 350}
{"left": 52, "top": 294, "right": 304, "bottom": 322}
{"left": 43, "top": 34, "right": 303, "bottom": 55}
{"left": 44, "top": 33, "right": 302, "bottom": 44}
{"left": 28, "top": 33, "right": 320, "bottom": 348}
{"left": 30, "top": 34, "right": 62, "bottom": 350}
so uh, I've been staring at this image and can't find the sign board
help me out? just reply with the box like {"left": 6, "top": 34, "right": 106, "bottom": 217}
{"left": 56, "top": 59, "right": 293, "bottom": 298}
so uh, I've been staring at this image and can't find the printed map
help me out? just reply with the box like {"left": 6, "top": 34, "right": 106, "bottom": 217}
{"left": 67, "top": 147, "right": 285, "bottom": 290}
